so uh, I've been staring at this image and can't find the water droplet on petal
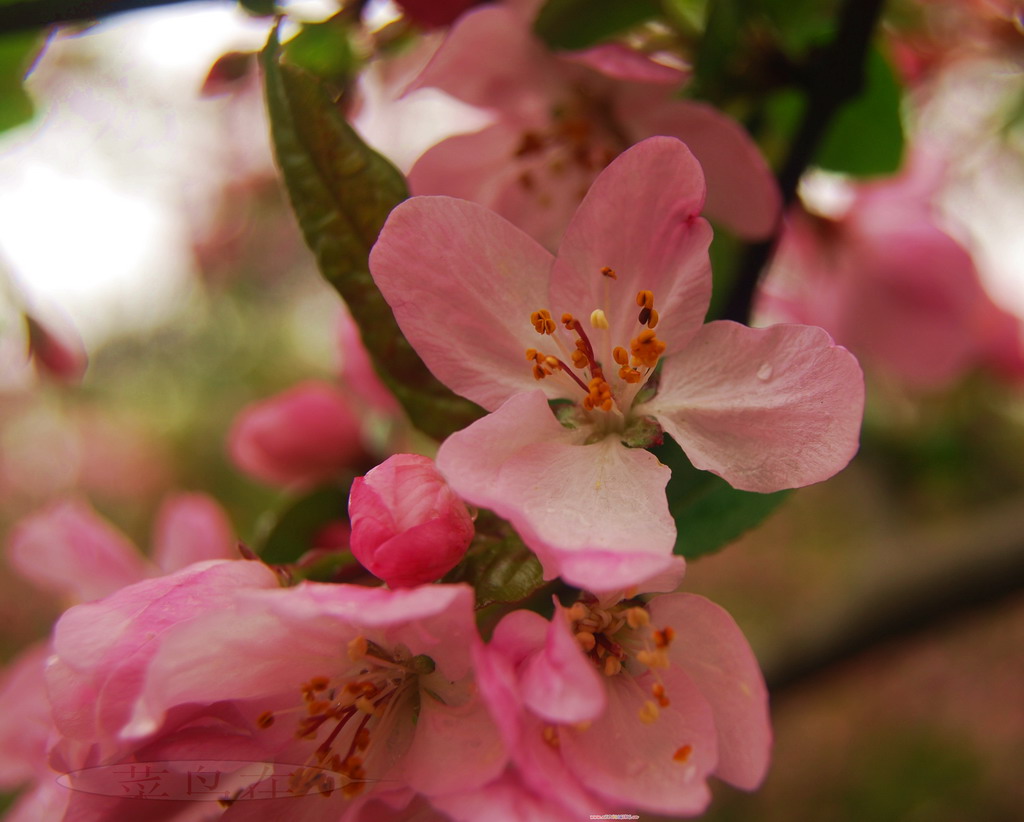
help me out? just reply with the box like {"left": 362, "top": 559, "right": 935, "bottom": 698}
{"left": 756, "top": 363, "right": 773, "bottom": 381}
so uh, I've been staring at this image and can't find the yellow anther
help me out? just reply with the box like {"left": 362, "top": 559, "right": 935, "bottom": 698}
{"left": 647, "top": 308, "right": 660, "bottom": 329}
{"left": 635, "top": 290, "right": 654, "bottom": 310}
{"left": 639, "top": 700, "right": 660, "bottom": 724}
{"left": 542, "top": 725, "right": 560, "bottom": 748}
{"left": 619, "top": 366, "right": 643, "bottom": 384}
{"left": 630, "top": 329, "right": 666, "bottom": 369}
{"left": 531, "top": 310, "right": 556, "bottom": 335}
{"left": 673, "top": 744, "right": 693, "bottom": 763}
{"left": 354, "top": 696, "right": 376, "bottom": 715}
{"left": 601, "top": 266, "right": 617, "bottom": 279}
{"left": 654, "top": 626, "right": 676, "bottom": 648}
{"left": 603, "top": 656, "right": 622, "bottom": 677}
{"left": 612, "top": 346, "right": 629, "bottom": 366}
{"left": 525, "top": 348, "right": 538, "bottom": 360}
{"left": 348, "top": 636, "right": 368, "bottom": 661}
{"left": 256, "top": 711, "right": 275, "bottom": 729}
{"left": 575, "top": 631, "right": 596, "bottom": 653}
{"left": 636, "top": 648, "right": 670, "bottom": 669}
{"left": 590, "top": 309, "right": 609, "bottom": 329}
{"left": 309, "top": 676, "right": 330, "bottom": 691}
{"left": 625, "top": 607, "right": 650, "bottom": 629}
{"left": 651, "top": 683, "right": 671, "bottom": 707}
{"left": 561, "top": 312, "right": 576, "bottom": 328}
{"left": 567, "top": 602, "right": 588, "bottom": 622}
{"left": 571, "top": 350, "right": 589, "bottom": 369}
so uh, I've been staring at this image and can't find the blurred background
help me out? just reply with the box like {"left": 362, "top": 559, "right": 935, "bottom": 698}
{"left": 1, "top": 1, "right": 1023, "bottom": 820}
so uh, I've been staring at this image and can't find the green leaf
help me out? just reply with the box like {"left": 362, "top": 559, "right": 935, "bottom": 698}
{"left": 0, "top": 31, "right": 44, "bottom": 134}
{"left": 443, "top": 517, "right": 546, "bottom": 610}
{"left": 256, "top": 484, "right": 348, "bottom": 564}
{"left": 261, "top": 28, "right": 483, "bottom": 440}
{"left": 815, "top": 46, "right": 904, "bottom": 177}
{"left": 534, "top": 0, "right": 661, "bottom": 50}
{"left": 652, "top": 435, "right": 790, "bottom": 559}
{"left": 284, "top": 17, "right": 358, "bottom": 84}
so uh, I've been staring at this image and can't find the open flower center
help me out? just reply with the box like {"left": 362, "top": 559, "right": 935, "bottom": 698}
{"left": 255, "top": 636, "right": 435, "bottom": 799}
{"left": 565, "top": 595, "right": 693, "bottom": 765}
{"left": 525, "top": 268, "right": 666, "bottom": 419}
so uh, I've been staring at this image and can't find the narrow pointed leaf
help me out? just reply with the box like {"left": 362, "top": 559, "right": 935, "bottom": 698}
{"left": 261, "top": 28, "right": 482, "bottom": 440}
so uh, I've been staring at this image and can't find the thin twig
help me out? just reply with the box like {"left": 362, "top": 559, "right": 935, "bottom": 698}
{"left": 719, "top": 0, "right": 889, "bottom": 324}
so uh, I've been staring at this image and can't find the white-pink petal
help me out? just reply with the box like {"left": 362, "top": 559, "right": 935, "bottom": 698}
{"left": 152, "top": 492, "right": 237, "bottom": 573}
{"left": 436, "top": 390, "right": 677, "bottom": 590}
{"left": 644, "top": 321, "right": 864, "bottom": 492}
{"left": 370, "top": 196, "right": 559, "bottom": 411}
{"left": 550, "top": 137, "right": 713, "bottom": 361}
{"left": 649, "top": 593, "right": 772, "bottom": 790}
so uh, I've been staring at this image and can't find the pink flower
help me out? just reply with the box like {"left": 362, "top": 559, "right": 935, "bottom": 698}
{"left": 759, "top": 155, "right": 1024, "bottom": 391}
{"left": 109, "top": 582, "right": 505, "bottom": 818}
{"left": 370, "top": 137, "right": 864, "bottom": 591}
{"left": 471, "top": 590, "right": 771, "bottom": 818}
{"left": 228, "top": 380, "right": 366, "bottom": 488}
{"left": 406, "top": 6, "right": 780, "bottom": 250}
{"left": 7, "top": 493, "right": 238, "bottom": 603}
{"left": 24, "top": 311, "right": 88, "bottom": 383}
{"left": 349, "top": 454, "right": 475, "bottom": 588}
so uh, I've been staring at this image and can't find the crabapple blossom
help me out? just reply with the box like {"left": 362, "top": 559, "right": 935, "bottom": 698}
{"left": 407, "top": 5, "right": 781, "bottom": 250}
{"left": 470, "top": 589, "right": 771, "bottom": 817}
{"left": 228, "top": 380, "right": 366, "bottom": 488}
{"left": 759, "top": 154, "right": 1024, "bottom": 391}
{"left": 370, "top": 136, "right": 864, "bottom": 591}
{"left": 114, "top": 582, "right": 505, "bottom": 819}
{"left": 349, "top": 454, "right": 475, "bottom": 588}
{"left": 0, "top": 494, "right": 240, "bottom": 820}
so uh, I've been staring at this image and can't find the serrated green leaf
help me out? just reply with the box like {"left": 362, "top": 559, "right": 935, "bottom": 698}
{"left": 261, "top": 28, "right": 483, "bottom": 440}
{"left": 815, "top": 46, "right": 904, "bottom": 177}
{"left": 652, "top": 434, "right": 790, "bottom": 559}
{"left": 443, "top": 525, "right": 545, "bottom": 610}
{"left": 256, "top": 484, "right": 348, "bottom": 564}
{"left": 534, "top": 0, "right": 661, "bottom": 50}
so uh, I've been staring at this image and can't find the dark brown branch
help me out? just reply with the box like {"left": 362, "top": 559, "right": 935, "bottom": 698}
{"left": 0, "top": 0, "right": 219, "bottom": 35}
{"left": 719, "top": 0, "right": 888, "bottom": 324}
{"left": 764, "top": 497, "right": 1024, "bottom": 697}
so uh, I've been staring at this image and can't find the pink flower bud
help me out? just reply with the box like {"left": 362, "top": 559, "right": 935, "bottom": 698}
{"left": 348, "top": 454, "right": 474, "bottom": 588}
{"left": 228, "top": 381, "right": 364, "bottom": 488}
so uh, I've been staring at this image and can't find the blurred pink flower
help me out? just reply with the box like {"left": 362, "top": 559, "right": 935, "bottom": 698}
{"left": 371, "top": 137, "right": 863, "bottom": 591}
{"left": 24, "top": 311, "right": 88, "bottom": 383}
{"left": 0, "top": 496, "right": 246, "bottom": 821}
{"left": 228, "top": 380, "right": 366, "bottom": 488}
{"left": 7, "top": 493, "right": 237, "bottom": 603}
{"left": 109, "top": 582, "right": 505, "bottom": 818}
{"left": 407, "top": 5, "right": 780, "bottom": 250}
{"left": 759, "top": 156, "right": 1024, "bottom": 391}
{"left": 349, "top": 454, "right": 474, "bottom": 588}
{"left": 470, "top": 590, "right": 771, "bottom": 818}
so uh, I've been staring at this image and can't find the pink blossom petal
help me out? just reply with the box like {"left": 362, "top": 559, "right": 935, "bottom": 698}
{"left": 644, "top": 321, "right": 864, "bottom": 492}
{"left": 519, "top": 608, "right": 605, "bottom": 725}
{"left": 152, "top": 492, "right": 237, "bottom": 573}
{"left": 433, "top": 768, "right": 579, "bottom": 822}
{"left": 408, "top": 125, "right": 527, "bottom": 204}
{"left": 435, "top": 390, "right": 677, "bottom": 589}
{"left": 0, "top": 643, "right": 51, "bottom": 788}
{"left": 228, "top": 381, "right": 365, "bottom": 488}
{"left": 649, "top": 594, "right": 772, "bottom": 790}
{"left": 550, "top": 137, "right": 713, "bottom": 361}
{"left": 405, "top": 689, "right": 507, "bottom": 796}
{"left": 623, "top": 99, "right": 781, "bottom": 239}
{"left": 127, "top": 584, "right": 476, "bottom": 737}
{"left": 48, "top": 560, "right": 279, "bottom": 747}
{"left": 410, "top": 6, "right": 560, "bottom": 122}
{"left": 7, "top": 499, "right": 150, "bottom": 601}
{"left": 559, "top": 667, "right": 718, "bottom": 815}
{"left": 567, "top": 43, "right": 687, "bottom": 85}
{"left": 370, "top": 197, "right": 559, "bottom": 410}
